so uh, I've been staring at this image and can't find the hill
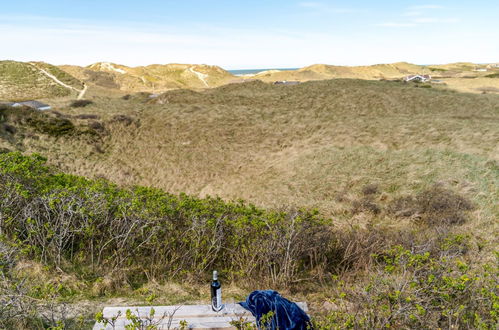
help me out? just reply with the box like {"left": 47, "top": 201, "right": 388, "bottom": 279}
{"left": 59, "top": 62, "right": 235, "bottom": 92}
{"left": 3, "top": 60, "right": 498, "bottom": 100}
{"left": 249, "top": 62, "right": 423, "bottom": 81}
{"left": 2, "top": 79, "right": 497, "bottom": 222}
{"left": 242, "top": 62, "right": 499, "bottom": 94}
{"left": 0, "top": 61, "right": 85, "bottom": 101}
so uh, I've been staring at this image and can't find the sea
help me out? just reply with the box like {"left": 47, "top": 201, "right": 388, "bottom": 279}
{"left": 228, "top": 68, "right": 299, "bottom": 76}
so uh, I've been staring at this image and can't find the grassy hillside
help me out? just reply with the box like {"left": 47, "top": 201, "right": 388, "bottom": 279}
{"left": 249, "top": 62, "right": 423, "bottom": 82}
{"left": 0, "top": 78, "right": 497, "bottom": 328}
{"left": 59, "top": 62, "right": 235, "bottom": 93}
{"left": 3, "top": 79, "right": 497, "bottom": 222}
{"left": 0, "top": 61, "right": 83, "bottom": 101}
{"left": 243, "top": 62, "right": 499, "bottom": 94}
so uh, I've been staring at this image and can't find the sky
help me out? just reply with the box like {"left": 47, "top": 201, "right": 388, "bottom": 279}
{"left": 1, "top": 0, "right": 498, "bottom": 69}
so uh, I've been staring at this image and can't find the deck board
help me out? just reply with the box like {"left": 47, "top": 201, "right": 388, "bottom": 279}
{"left": 93, "top": 302, "right": 308, "bottom": 329}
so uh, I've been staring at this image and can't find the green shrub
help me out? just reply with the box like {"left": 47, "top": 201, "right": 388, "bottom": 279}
{"left": 485, "top": 73, "right": 499, "bottom": 78}
{"left": 2, "top": 107, "right": 75, "bottom": 137}
{"left": 429, "top": 67, "right": 447, "bottom": 72}
{"left": 26, "top": 116, "right": 75, "bottom": 136}
{"left": 388, "top": 186, "right": 474, "bottom": 226}
{"left": 313, "top": 246, "right": 498, "bottom": 329}
{"left": 0, "top": 152, "right": 336, "bottom": 287}
{"left": 69, "top": 100, "right": 93, "bottom": 108}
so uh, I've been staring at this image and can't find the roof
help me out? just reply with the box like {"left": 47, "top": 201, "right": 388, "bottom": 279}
{"left": 404, "top": 74, "right": 431, "bottom": 81}
{"left": 273, "top": 80, "right": 300, "bottom": 85}
{"left": 12, "top": 100, "right": 51, "bottom": 110}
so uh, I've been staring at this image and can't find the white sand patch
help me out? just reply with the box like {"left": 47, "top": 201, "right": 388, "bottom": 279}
{"left": 189, "top": 67, "right": 209, "bottom": 87}
{"left": 101, "top": 62, "right": 126, "bottom": 74}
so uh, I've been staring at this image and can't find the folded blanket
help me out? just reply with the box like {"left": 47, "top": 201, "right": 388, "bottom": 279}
{"left": 239, "top": 290, "right": 312, "bottom": 330}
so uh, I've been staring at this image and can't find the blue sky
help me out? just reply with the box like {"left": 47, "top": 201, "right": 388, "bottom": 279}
{"left": 1, "top": 0, "right": 498, "bottom": 69}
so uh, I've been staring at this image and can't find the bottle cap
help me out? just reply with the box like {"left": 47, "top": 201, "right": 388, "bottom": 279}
{"left": 213, "top": 270, "right": 218, "bottom": 280}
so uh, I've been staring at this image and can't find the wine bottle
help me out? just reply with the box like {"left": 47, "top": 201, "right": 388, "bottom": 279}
{"left": 211, "top": 270, "right": 222, "bottom": 312}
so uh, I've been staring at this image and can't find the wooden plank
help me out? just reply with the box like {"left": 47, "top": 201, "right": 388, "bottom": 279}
{"left": 93, "top": 302, "right": 308, "bottom": 330}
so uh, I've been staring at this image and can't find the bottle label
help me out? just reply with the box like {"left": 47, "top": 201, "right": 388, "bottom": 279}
{"left": 216, "top": 288, "right": 222, "bottom": 308}
{"left": 212, "top": 288, "right": 222, "bottom": 311}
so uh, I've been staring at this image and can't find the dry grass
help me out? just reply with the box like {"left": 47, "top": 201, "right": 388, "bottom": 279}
{"left": 440, "top": 77, "right": 499, "bottom": 94}
{"left": 0, "top": 61, "right": 79, "bottom": 101}
{"left": 4, "top": 79, "right": 496, "bottom": 232}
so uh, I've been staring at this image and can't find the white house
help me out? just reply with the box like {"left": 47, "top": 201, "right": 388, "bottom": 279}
{"left": 403, "top": 75, "right": 432, "bottom": 83}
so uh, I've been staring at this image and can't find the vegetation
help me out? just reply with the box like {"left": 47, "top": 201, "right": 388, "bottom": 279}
{"left": 59, "top": 62, "right": 234, "bottom": 92}
{"left": 0, "top": 106, "right": 100, "bottom": 138}
{"left": 0, "top": 151, "right": 496, "bottom": 328}
{"left": 0, "top": 61, "right": 81, "bottom": 100}
{"left": 0, "top": 151, "right": 333, "bottom": 284}
{"left": 0, "top": 76, "right": 497, "bottom": 328}
{"left": 70, "top": 100, "right": 94, "bottom": 108}
{"left": 314, "top": 245, "right": 498, "bottom": 329}
{"left": 429, "top": 67, "right": 448, "bottom": 72}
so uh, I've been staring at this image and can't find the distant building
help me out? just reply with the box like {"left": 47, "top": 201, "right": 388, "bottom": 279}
{"left": 273, "top": 80, "right": 300, "bottom": 85}
{"left": 403, "top": 75, "right": 432, "bottom": 83}
{"left": 12, "top": 100, "right": 51, "bottom": 111}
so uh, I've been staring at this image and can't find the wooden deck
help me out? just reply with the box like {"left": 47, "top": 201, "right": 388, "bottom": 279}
{"left": 93, "top": 302, "right": 308, "bottom": 329}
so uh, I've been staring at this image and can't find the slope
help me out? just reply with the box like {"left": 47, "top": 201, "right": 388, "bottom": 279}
{"left": 59, "top": 62, "right": 235, "bottom": 93}
{"left": 0, "top": 61, "right": 84, "bottom": 101}
{"left": 4, "top": 79, "right": 496, "bottom": 230}
{"left": 251, "top": 62, "right": 424, "bottom": 82}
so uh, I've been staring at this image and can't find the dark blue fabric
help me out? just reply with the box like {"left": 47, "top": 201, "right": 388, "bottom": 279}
{"left": 238, "top": 290, "right": 312, "bottom": 330}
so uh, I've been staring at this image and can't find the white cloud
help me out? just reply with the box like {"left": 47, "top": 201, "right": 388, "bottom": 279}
{"left": 298, "top": 2, "right": 355, "bottom": 14}
{"left": 409, "top": 5, "right": 445, "bottom": 10}
{"left": 298, "top": 2, "right": 322, "bottom": 8}
{"left": 402, "top": 11, "right": 422, "bottom": 17}
{"left": 377, "top": 22, "right": 417, "bottom": 27}
{"left": 380, "top": 4, "right": 458, "bottom": 29}
{"left": 413, "top": 17, "right": 459, "bottom": 23}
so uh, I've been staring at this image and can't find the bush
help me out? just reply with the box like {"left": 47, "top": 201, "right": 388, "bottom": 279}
{"left": 69, "top": 100, "right": 93, "bottom": 108}
{"left": 388, "top": 186, "right": 474, "bottom": 226}
{"left": 361, "top": 184, "right": 379, "bottom": 196}
{"left": 0, "top": 152, "right": 337, "bottom": 288}
{"left": 485, "top": 73, "right": 499, "bottom": 78}
{"left": 2, "top": 107, "right": 76, "bottom": 137}
{"left": 88, "top": 121, "right": 105, "bottom": 132}
{"left": 476, "top": 87, "right": 499, "bottom": 93}
{"left": 313, "top": 246, "right": 498, "bottom": 329}
{"left": 74, "top": 114, "right": 100, "bottom": 120}
{"left": 2, "top": 123, "right": 16, "bottom": 134}
{"left": 110, "top": 114, "right": 134, "bottom": 126}
{"left": 351, "top": 198, "right": 381, "bottom": 215}
{"left": 429, "top": 67, "right": 447, "bottom": 72}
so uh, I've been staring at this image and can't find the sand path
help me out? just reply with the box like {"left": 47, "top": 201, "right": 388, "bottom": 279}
{"left": 189, "top": 67, "right": 209, "bottom": 87}
{"left": 30, "top": 63, "right": 87, "bottom": 99}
